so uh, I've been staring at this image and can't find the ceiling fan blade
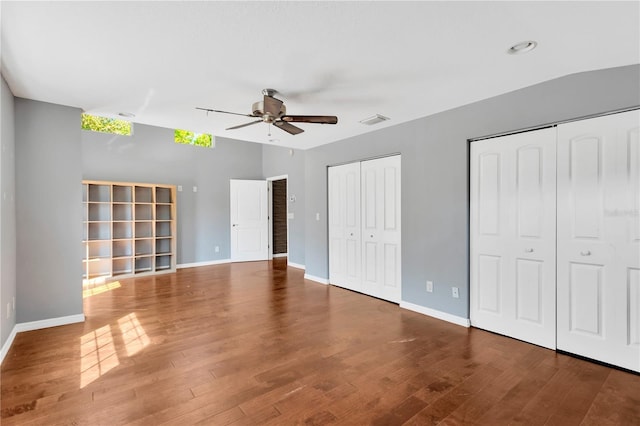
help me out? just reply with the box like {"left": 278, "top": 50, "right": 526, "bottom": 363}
{"left": 263, "top": 95, "right": 283, "bottom": 117}
{"left": 274, "top": 121, "right": 304, "bottom": 135}
{"left": 196, "top": 107, "right": 255, "bottom": 118}
{"left": 281, "top": 115, "right": 338, "bottom": 124}
{"left": 226, "top": 119, "right": 263, "bottom": 130}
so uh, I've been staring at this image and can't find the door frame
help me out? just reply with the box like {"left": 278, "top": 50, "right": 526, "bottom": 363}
{"left": 266, "top": 174, "right": 288, "bottom": 261}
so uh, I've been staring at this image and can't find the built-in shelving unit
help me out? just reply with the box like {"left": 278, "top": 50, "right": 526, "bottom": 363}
{"left": 82, "top": 180, "right": 177, "bottom": 281}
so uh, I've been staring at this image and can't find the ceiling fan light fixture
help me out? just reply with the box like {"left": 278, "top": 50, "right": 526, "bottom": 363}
{"left": 507, "top": 40, "right": 537, "bottom": 55}
{"left": 359, "top": 114, "right": 390, "bottom": 126}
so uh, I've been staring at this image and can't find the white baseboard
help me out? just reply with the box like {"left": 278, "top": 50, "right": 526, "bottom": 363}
{"left": 15, "top": 313, "right": 86, "bottom": 333}
{"left": 2, "top": 313, "right": 86, "bottom": 365}
{"left": 272, "top": 253, "right": 288, "bottom": 258}
{"left": 400, "top": 301, "right": 470, "bottom": 328}
{"left": 304, "top": 274, "right": 329, "bottom": 285}
{"left": 177, "top": 259, "right": 231, "bottom": 269}
{"left": 287, "top": 261, "right": 305, "bottom": 270}
{"left": 0, "top": 325, "right": 18, "bottom": 365}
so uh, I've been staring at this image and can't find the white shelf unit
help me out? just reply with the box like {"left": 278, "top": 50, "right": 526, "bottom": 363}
{"left": 82, "top": 180, "right": 177, "bottom": 281}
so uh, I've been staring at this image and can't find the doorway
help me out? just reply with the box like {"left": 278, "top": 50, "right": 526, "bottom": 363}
{"left": 267, "top": 176, "right": 288, "bottom": 260}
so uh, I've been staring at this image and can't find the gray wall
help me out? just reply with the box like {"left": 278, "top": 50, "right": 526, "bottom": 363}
{"left": 1, "top": 75, "right": 17, "bottom": 347}
{"left": 303, "top": 64, "right": 640, "bottom": 319}
{"left": 81, "top": 125, "right": 264, "bottom": 264}
{"left": 261, "top": 145, "right": 306, "bottom": 266}
{"left": 15, "top": 98, "right": 83, "bottom": 323}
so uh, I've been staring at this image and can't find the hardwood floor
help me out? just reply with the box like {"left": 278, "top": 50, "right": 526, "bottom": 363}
{"left": 1, "top": 259, "right": 639, "bottom": 425}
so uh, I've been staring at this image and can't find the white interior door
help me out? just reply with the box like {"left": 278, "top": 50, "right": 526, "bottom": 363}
{"left": 557, "top": 110, "right": 640, "bottom": 372}
{"left": 470, "top": 128, "right": 557, "bottom": 349}
{"left": 328, "top": 162, "right": 361, "bottom": 292}
{"left": 361, "top": 155, "right": 402, "bottom": 303}
{"left": 230, "top": 179, "right": 268, "bottom": 262}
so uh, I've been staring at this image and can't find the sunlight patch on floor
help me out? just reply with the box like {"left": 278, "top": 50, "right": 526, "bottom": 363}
{"left": 118, "top": 313, "right": 150, "bottom": 357}
{"left": 80, "top": 324, "right": 120, "bottom": 388}
{"left": 83, "top": 280, "right": 121, "bottom": 298}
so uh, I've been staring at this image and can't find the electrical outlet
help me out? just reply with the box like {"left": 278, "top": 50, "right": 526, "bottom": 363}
{"left": 426, "top": 280, "right": 433, "bottom": 293}
{"left": 452, "top": 287, "right": 459, "bottom": 298}
{"left": 193, "top": 186, "right": 198, "bottom": 192}
{"left": 177, "top": 185, "right": 183, "bottom": 192}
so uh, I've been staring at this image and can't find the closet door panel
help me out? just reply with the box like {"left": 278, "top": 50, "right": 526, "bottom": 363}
{"left": 471, "top": 128, "right": 556, "bottom": 349}
{"left": 557, "top": 109, "right": 640, "bottom": 372}
{"left": 361, "top": 156, "right": 401, "bottom": 302}
{"left": 328, "top": 162, "right": 361, "bottom": 292}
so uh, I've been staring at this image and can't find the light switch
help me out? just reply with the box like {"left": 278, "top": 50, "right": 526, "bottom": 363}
{"left": 177, "top": 185, "right": 183, "bottom": 192}
{"left": 193, "top": 186, "right": 197, "bottom": 192}
{"left": 316, "top": 212, "right": 320, "bottom": 221}
{"left": 287, "top": 213, "right": 294, "bottom": 219}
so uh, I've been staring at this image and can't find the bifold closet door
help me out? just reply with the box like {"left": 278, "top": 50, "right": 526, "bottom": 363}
{"left": 470, "top": 128, "right": 557, "bottom": 349}
{"left": 329, "top": 155, "right": 401, "bottom": 303}
{"left": 328, "top": 162, "right": 362, "bottom": 292}
{"left": 361, "top": 155, "right": 402, "bottom": 303}
{"left": 557, "top": 109, "right": 640, "bottom": 372}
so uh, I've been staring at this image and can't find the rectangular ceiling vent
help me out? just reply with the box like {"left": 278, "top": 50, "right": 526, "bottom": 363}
{"left": 359, "top": 114, "right": 390, "bottom": 126}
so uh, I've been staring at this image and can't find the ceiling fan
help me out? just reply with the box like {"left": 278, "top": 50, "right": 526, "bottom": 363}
{"left": 196, "top": 88, "right": 338, "bottom": 135}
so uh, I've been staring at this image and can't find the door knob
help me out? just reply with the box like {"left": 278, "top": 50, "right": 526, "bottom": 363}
{"left": 232, "top": 224, "right": 238, "bottom": 227}
{"left": 350, "top": 233, "right": 354, "bottom": 236}
{"left": 580, "top": 250, "right": 591, "bottom": 256}
{"left": 370, "top": 235, "right": 374, "bottom": 238}
{"left": 525, "top": 248, "right": 534, "bottom": 253}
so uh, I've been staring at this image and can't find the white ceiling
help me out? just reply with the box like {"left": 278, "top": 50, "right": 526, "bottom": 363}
{"left": 1, "top": 1, "right": 639, "bottom": 149}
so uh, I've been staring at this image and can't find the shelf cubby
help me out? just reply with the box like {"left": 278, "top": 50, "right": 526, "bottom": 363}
{"left": 135, "top": 222, "right": 153, "bottom": 239}
{"left": 135, "top": 256, "right": 153, "bottom": 273}
{"left": 88, "top": 184, "right": 111, "bottom": 202}
{"left": 87, "top": 258, "right": 111, "bottom": 278}
{"left": 156, "top": 221, "right": 172, "bottom": 238}
{"left": 135, "top": 239, "right": 153, "bottom": 256}
{"left": 155, "top": 255, "right": 172, "bottom": 271}
{"left": 156, "top": 204, "right": 172, "bottom": 221}
{"left": 113, "top": 240, "right": 133, "bottom": 258}
{"left": 113, "top": 203, "right": 133, "bottom": 221}
{"left": 88, "top": 203, "right": 111, "bottom": 222}
{"left": 135, "top": 186, "right": 153, "bottom": 203}
{"left": 87, "top": 240, "right": 111, "bottom": 258}
{"left": 135, "top": 204, "right": 153, "bottom": 221}
{"left": 113, "top": 222, "right": 133, "bottom": 239}
{"left": 113, "top": 185, "right": 132, "bottom": 203}
{"left": 156, "top": 187, "right": 172, "bottom": 204}
{"left": 155, "top": 238, "right": 172, "bottom": 255}
{"left": 112, "top": 258, "right": 133, "bottom": 276}
{"left": 88, "top": 222, "right": 111, "bottom": 240}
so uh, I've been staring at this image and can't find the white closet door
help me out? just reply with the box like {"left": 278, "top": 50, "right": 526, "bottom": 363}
{"left": 470, "top": 128, "right": 557, "bottom": 349}
{"left": 361, "top": 155, "right": 402, "bottom": 303}
{"left": 557, "top": 110, "right": 640, "bottom": 372}
{"left": 328, "top": 162, "right": 362, "bottom": 292}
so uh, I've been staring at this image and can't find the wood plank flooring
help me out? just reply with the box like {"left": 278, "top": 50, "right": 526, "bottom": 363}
{"left": 1, "top": 259, "right": 639, "bottom": 425}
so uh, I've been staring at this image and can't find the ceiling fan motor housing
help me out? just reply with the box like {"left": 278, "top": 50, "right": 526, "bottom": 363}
{"left": 252, "top": 101, "right": 286, "bottom": 122}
